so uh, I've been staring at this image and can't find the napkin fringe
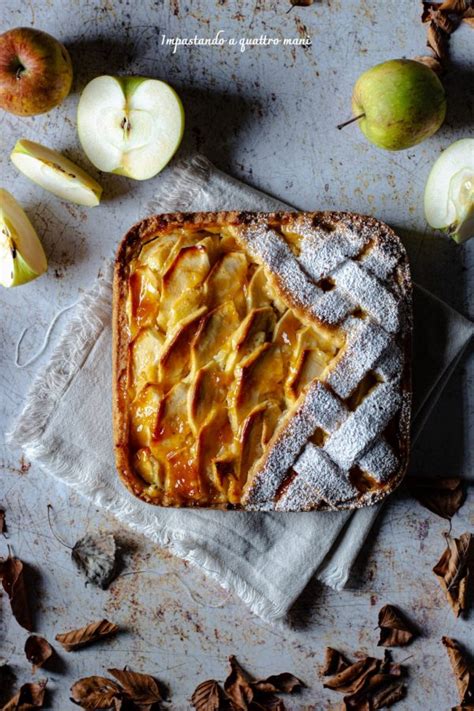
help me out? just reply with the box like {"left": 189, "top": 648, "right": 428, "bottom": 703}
{"left": 148, "top": 154, "right": 211, "bottom": 213}
{"left": 7, "top": 267, "right": 113, "bottom": 454}
{"left": 316, "top": 564, "right": 348, "bottom": 591}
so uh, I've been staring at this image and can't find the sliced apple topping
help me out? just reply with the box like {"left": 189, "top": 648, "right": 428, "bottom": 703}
{"left": 0, "top": 189, "right": 47, "bottom": 287}
{"left": 134, "top": 448, "right": 164, "bottom": 488}
{"left": 273, "top": 310, "right": 301, "bottom": 361}
{"left": 159, "top": 245, "right": 210, "bottom": 329}
{"left": 130, "top": 327, "right": 163, "bottom": 394}
{"left": 129, "top": 265, "right": 160, "bottom": 335}
{"left": 247, "top": 266, "right": 273, "bottom": 309}
{"left": 158, "top": 307, "right": 207, "bottom": 391}
{"left": 166, "top": 447, "right": 201, "bottom": 501}
{"left": 227, "top": 307, "right": 276, "bottom": 372}
{"left": 191, "top": 301, "right": 240, "bottom": 372}
{"left": 11, "top": 139, "right": 102, "bottom": 206}
{"left": 130, "top": 384, "right": 162, "bottom": 449}
{"left": 139, "top": 234, "right": 181, "bottom": 275}
{"left": 153, "top": 382, "right": 190, "bottom": 450}
{"left": 206, "top": 252, "right": 248, "bottom": 312}
{"left": 230, "top": 343, "right": 284, "bottom": 428}
{"left": 188, "top": 361, "right": 228, "bottom": 435}
{"left": 77, "top": 75, "right": 185, "bottom": 181}
{"left": 196, "top": 412, "right": 233, "bottom": 499}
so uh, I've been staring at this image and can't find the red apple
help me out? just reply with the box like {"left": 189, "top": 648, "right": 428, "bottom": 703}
{"left": 0, "top": 27, "right": 73, "bottom": 116}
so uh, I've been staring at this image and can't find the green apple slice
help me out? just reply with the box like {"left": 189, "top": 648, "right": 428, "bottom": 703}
{"left": 11, "top": 139, "right": 103, "bottom": 207}
{"left": 77, "top": 75, "right": 185, "bottom": 181}
{"left": 424, "top": 138, "right": 474, "bottom": 244}
{"left": 0, "top": 189, "right": 47, "bottom": 287}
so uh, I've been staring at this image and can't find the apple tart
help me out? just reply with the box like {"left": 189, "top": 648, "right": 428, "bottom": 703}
{"left": 113, "top": 211, "right": 411, "bottom": 511}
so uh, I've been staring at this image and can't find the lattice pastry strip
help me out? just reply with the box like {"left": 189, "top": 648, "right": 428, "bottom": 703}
{"left": 276, "top": 444, "right": 358, "bottom": 511}
{"left": 326, "top": 318, "right": 391, "bottom": 400}
{"left": 298, "top": 222, "right": 368, "bottom": 281}
{"left": 324, "top": 382, "right": 401, "bottom": 470}
{"left": 357, "top": 439, "right": 399, "bottom": 484}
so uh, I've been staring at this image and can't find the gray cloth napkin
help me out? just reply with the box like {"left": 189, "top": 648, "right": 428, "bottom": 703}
{"left": 9, "top": 155, "right": 474, "bottom": 625}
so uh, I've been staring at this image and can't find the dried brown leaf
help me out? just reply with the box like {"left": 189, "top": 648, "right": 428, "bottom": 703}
{"left": 72, "top": 534, "right": 117, "bottom": 589}
{"left": 408, "top": 477, "right": 466, "bottom": 519}
{"left": 222, "top": 656, "right": 303, "bottom": 709}
{"left": 290, "top": 0, "right": 314, "bottom": 6}
{"left": 253, "top": 672, "right": 304, "bottom": 695}
{"left": 2, "top": 679, "right": 47, "bottom": 711}
{"left": 191, "top": 680, "right": 229, "bottom": 711}
{"left": 323, "top": 657, "right": 380, "bottom": 694}
{"left": 427, "top": 20, "right": 449, "bottom": 58}
{"left": 0, "top": 554, "right": 32, "bottom": 631}
{"left": 369, "top": 679, "right": 406, "bottom": 709}
{"left": 442, "top": 637, "right": 474, "bottom": 705}
{"left": 0, "top": 510, "right": 5, "bottom": 534}
{"left": 422, "top": 2, "right": 441, "bottom": 23}
{"left": 433, "top": 532, "right": 474, "bottom": 616}
{"left": 343, "top": 674, "right": 406, "bottom": 710}
{"left": 377, "top": 605, "right": 417, "bottom": 647}
{"left": 24, "top": 636, "right": 53, "bottom": 672}
{"left": 107, "top": 668, "right": 163, "bottom": 705}
{"left": 55, "top": 619, "right": 119, "bottom": 651}
{"left": 321, "top": 648, "right": 351, "bottom": 676}
{"left": 463, "top": 15, "right": 474, "bottom": 25}
{"left": 224, "top": 656, "right": 254, "bottom": 709}
{"left": 322, "top": 649, "right": 407, "bottom": 710}
{"left": 439, "top": 0, "right": 470, "bottom": 11}
{"left": 431, "top": 7, "right": 457, "bottom": 32}
{"left": 70, "top": 676, "right": 122, "bottom": 710}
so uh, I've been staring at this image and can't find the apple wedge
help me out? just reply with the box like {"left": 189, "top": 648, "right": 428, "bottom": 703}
{"left": 425, "top": 138, "right": 474, "bottom": 244}
{"left": 0, "top": 189, "right": 47, "bottom": 287}
{"left": 77, "top": 75, "right": 185, "bottom": 181}
{"left": 11, "top": 139, "right": 103, "bottom": 207}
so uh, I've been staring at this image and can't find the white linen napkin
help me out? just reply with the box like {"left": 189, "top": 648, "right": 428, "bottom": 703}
{"left": 9, "top": 155, "right": 473, "bottom": 625}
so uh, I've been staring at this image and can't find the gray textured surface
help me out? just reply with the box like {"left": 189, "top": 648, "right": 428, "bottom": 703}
{"left": 0, "top": 1, "right": 473, "bottom": 709}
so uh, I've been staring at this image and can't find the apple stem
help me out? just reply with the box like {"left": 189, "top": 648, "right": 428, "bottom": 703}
{"left": 337, "top": 113, "right": 365, "bottom": 130}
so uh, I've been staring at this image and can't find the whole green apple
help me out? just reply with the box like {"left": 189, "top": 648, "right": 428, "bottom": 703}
{"left": 0, "top": 27, "right": 73, "bottom": 116}
{"left": 351, "top": 59, "right": 447, "bottom": 151}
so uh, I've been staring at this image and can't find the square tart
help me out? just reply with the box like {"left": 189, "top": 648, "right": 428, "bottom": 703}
{"left": 113, "top": 211, "right": 411, "bottom": 511}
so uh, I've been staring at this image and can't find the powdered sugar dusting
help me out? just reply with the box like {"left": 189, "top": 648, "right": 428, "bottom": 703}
{"left": 324, "top": 382, "right": 401, "bottom": 469}
{"left": 375, "top": 345, "right": 403, "bottom": 383}
{"left": 299, "top": 226, "right": 366, "bottom": 281}
{"left": 327, "top": 319, "right": 390, "bottom": 399}
{"left": 334, "top": 262, "right": 400, "bottom": 332}
{"left": 275, "top": 478, "right": 321, "bottom": 512}
{"left": 295, "top": 444, "right": 357, "bottom": 504}
{"left": 358, "top": 439, "right": 398, "bottom": 483}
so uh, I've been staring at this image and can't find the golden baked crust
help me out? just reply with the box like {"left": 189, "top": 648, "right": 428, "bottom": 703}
{"left": 113, "top": 211, "right": 411, "bottom": 511}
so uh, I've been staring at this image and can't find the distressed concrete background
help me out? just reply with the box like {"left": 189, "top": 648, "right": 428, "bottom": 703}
{"left": 0, "top": 0, "right": 473, "bottom": 708}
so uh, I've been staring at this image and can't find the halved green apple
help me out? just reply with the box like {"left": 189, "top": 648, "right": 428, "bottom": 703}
{"left": 11, "top": 139, "right": 103, "bottom": 207}
{"left": 0, "top": 189, "right": 47, "bottom": 287}
{"left": 424, "top": 138, "right": 474, "bottom": 244}
{"left": 77, "top": 75, "right": 185, "bottom": 181}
